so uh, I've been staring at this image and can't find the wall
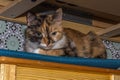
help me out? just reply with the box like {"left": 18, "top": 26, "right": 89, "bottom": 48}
{"left": 0, "top": 20, "right": 26, "bottom": 51}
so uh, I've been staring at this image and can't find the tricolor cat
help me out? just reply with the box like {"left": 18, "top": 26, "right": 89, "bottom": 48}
{"left": 25, "top": 8, "right": 106, "bottom": 58}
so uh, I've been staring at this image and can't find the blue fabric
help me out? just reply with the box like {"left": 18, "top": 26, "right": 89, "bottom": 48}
{"left": 0, "top": 49, "right": 120, "bottom": 69}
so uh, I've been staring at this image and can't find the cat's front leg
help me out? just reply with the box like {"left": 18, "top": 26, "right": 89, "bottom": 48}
{"left": 33, "top": 49, "right": 47, "bottom": 55}
{"left": 46, "top": 49, "right": 65, "bottom": 56}
{"left": 33, "top": 49, "right": 65, "bottom": 56}
{"left": 91, "top": 47, "right": 106, "bottom": 59}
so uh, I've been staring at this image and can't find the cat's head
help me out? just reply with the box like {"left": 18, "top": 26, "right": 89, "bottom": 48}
{"left": 26, "top": 8, "right": 64, "bottom": 49}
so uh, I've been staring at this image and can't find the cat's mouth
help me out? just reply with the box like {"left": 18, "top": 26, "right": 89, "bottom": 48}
{"left": 38, "top": 46, "right": 49, "bottom": 49}
{"left": 39, "top": 44, "right": 54, "bottom": 50}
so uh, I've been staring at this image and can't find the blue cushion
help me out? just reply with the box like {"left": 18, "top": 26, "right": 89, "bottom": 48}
{"left": 0, "top": 49, "right": 120, "bottom": 69}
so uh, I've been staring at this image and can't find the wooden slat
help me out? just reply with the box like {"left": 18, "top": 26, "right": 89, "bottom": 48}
{"left": 0, "top": 15, "right": 25, "bottom": 24}
{"left": 96, "top": 23, "right": 120, "bottom": 38}
{"left": 92, "top": 20, "right": 114, "bottom": 29}
{"left": 0, "top": 64, "right": 16, "bottom": 80}
{"left": 0, "top": 0, "right": 13, "bottom": 7}
{"left": 63, "top": 20, "right": 103, "bottom": 34}
{"left": 0, "top": 56, "right": 120, "bottom": 75}
{"left": 112, "top": 75, "right": 120, "bottom": 80}
{"left": 109, "top": 37, "right": 120, "bottom": 43}
{"left": 0, "top": 0, "right": 45, "bottom": 18}
{"left": 0, "top": 5, "right": 4, "bottom": 9}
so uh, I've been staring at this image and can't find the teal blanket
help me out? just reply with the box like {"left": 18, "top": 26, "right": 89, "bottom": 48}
{"left": 0, "top": 49, "right": 120, "bottom": 69}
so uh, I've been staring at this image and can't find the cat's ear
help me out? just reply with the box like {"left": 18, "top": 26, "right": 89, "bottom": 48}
{"left": 53, "top": 8, "right": 62, "bottom": 25}
{"left": 26, "top": 12, "right": 37, "bottom": 26}
{"left": 86, "top": 31, "right": 97, "bottom": 41}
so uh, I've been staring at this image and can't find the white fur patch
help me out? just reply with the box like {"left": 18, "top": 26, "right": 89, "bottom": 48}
{"left": 40, "top": 43, "right": 47, "bottom": 47}
{"left": 52, "top": 35, "right": 67, "bottom": 49}
{"left": 33, "top": 49, "right": 40, "bottom": 54}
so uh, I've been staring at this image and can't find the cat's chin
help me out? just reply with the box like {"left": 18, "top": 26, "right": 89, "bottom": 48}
{"left": 43, "top": 47, "right": 52, "bottom": 50}
{"left": 38, "top": 46, "right": 53, "bottom": 50}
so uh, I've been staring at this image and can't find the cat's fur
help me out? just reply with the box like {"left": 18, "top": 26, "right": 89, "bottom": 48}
{"left": 25, "top": 8, "right": 106, "bottom": 58}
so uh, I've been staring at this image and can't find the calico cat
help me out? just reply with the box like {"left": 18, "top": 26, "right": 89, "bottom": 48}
{"left": 25, "top": 8, "right": 106, "bottom": 58}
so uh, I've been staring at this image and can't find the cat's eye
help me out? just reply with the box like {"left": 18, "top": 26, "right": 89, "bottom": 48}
{"left": 35, "top": 32, "right": 42, "bottom": 38}
{"left": 52, "top": 32, "right": 57, "bottom": 36}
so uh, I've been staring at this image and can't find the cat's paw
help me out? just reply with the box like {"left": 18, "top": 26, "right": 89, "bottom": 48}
{"left": 33, "top": 49, "right": 47, "bottom": 55}
{"left": 33, "top": 49, "right": 40, "bottom": 54}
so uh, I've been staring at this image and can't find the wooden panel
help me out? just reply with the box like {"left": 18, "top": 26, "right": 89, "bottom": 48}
{"left": 1, "top": 57, "right": 120, "bottom": 75}
{"left": 0, "top": 0, "right": 45, "bottom": 18}
{"left": 16, "top": 66, "right": 111, "bottom": 80}
{"left": 61, "top": 0, "right": 120, "bottom": 17}
{"left": 112, "top": 75, "right": 120, "bottom": 80}
{"left": 0, "top": 57, "right": 120, "bottom": 80}
{"left": 46, "top": 0, "right": 120, "bottom": 22}
{"left": 0, "top": 64, "right": 16, "bottom": 80}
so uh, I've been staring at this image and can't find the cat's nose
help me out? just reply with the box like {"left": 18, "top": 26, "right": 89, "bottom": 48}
{"left": 46, "top": 42, "right": 51, "bottom": 47}
{"left": 45, "top": 40, "right": 50, "bottom": 47}
{"left": 45, "top": 43, "right": 49, "bottom": 47}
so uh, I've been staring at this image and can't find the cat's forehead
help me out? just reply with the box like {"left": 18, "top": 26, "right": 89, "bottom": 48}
{"left": 41, "top": 14, "right": 52, "bottom": 19}
{"left": 31, "top": 20, "right": 40, "bottom": 25}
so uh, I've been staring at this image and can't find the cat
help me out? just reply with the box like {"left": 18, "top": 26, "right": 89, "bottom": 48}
{"left": 25, "top": 8, "right": 106, "bottom": 58}
{"left": 25, "top": 10, "right": 68, "bottom": 56}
